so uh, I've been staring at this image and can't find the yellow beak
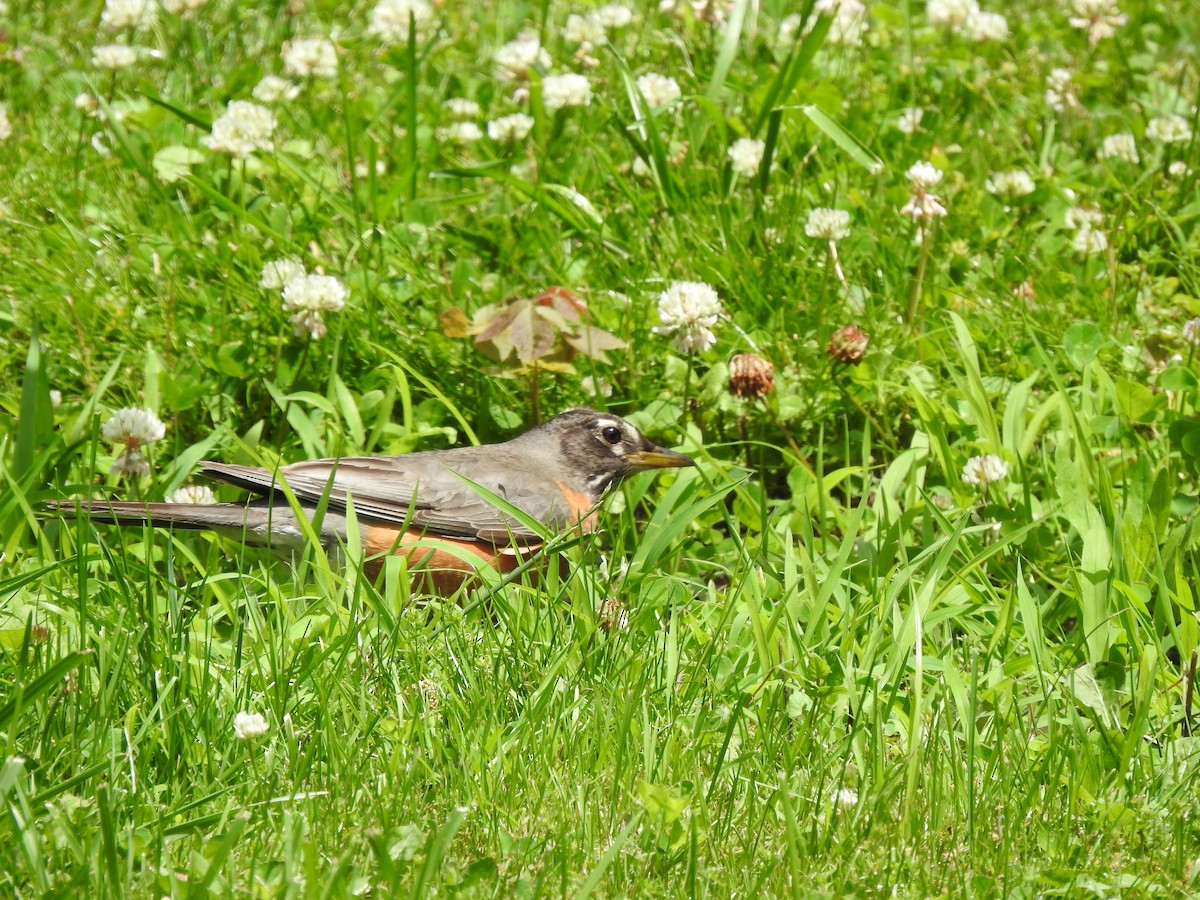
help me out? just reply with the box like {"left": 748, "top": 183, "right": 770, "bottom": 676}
{"left": 626, "top": 446, "right": 695, "bottom": 470}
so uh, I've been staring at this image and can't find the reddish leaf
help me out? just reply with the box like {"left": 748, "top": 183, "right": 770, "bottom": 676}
{"left": 439, "top": 307, "right": 472, "bottom": 338}
{"left": 565, "top": 325, "right": 627, "bottom": 363}
{"left": 534, "top": 286, "right": 588, "bottom": 320}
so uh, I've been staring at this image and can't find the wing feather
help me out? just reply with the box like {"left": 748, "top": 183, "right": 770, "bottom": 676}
{"left": 199, "top": 449, "right": 578, "bottom": 544}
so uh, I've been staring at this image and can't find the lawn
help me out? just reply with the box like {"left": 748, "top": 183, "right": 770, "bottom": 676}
{"left": 3, "top": 0, "right": 1200, "bottom": 895}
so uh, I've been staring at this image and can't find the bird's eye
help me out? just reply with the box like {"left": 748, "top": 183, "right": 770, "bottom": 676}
{"left": 601, "top": 425, "right": 622, "bottom": 444}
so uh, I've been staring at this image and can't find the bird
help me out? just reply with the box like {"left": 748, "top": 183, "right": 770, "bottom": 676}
{"left": 53, "top": 408, "right": 695, "bottom": 595}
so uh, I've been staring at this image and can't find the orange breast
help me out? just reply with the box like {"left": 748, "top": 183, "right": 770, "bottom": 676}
{"left": 554, "top": 479, "right": 599, "bottom": 532}
{"left": 362, "top": 525, "right": 533, "bottom": 595}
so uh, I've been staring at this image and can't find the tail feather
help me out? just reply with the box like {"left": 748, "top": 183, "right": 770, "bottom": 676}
{"left": 50, "top": 499, "right": 264, "bottom": 530}
{"left": 47, "top": 499, "right": 332, "bottom": 551}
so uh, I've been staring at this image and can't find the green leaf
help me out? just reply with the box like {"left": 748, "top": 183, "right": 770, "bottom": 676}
{"left": 752, "top": 11, "right": 831, "bottom": 135}
{"left": 0, "top": 651, "right": 93, "bottom": 730}
{"left": 16, "top": 317, "right": 54, "bottom": 479}
{"left": 1063, "top": 321, "right": 1105, "bottom": 370}
{"left": 799, "top": 105, "right": 883, "bottom": 172}
{"left": 572, "top": 812, "right": 642, "bottom": 900}
{"left": 160, "top": 430, "right": 224, "bottom": 496}
{"left": 1069, "top": 663, "right": 1118, "bottom": 729}
{"left": 1181, "top": 423, "right": 1200, "bottom": 458}
{"left": 705, "top": 0, "right": 749, "bottom": 102}
{"left": 409, "top": 806, "right": 468, "bottom": 900}
{"left": 1079, "top": 515, "right": 1112, "bottom": 665}
{"left": 635, "top": 780, "right": 686, "bottom": 825}
{"left": 1158, "top": 365, "right": 1198, "bottom": 393}
{"left": 1115, "top": 379, "right": 1164, "bottom": 423}
{"left": 141, "top": 91, "right": 211, "bottom": 129}
{"left": 388, "top": 823, "right": 425, "bottom": 862}
{"left": 215, "top": 342, "right": 247, "bottom": 378}
{"left": 152, "top": 145, "right": 206, "bottom": 184}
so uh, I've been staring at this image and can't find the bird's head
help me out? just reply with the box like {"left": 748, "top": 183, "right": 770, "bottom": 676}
{"left": 535, "top": 408, "right": 694, "bottom": 499}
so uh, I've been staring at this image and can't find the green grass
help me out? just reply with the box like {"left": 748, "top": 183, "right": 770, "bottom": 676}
{"left": 4, "top": 0, "right": 1200, "bottom": 895}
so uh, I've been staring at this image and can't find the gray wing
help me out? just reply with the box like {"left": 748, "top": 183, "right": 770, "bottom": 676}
{"left": 200, "top": 448, "right": 574, "bottom": 544}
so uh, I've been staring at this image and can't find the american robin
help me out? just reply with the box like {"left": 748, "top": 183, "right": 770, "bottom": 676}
{"left": 55, "top": 408, "right": 694, "bottom": 594}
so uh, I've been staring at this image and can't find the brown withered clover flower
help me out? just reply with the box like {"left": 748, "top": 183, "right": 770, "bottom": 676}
{"left": 729, "top": 353, "right": 775, "bottom": 398}
{"left": 826, "top": 325, "right": 870, "bottom": 365}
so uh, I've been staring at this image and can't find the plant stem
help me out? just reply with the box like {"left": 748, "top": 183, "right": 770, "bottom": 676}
{"left": 907, "top": 226, "right": 932, "bottom": 329}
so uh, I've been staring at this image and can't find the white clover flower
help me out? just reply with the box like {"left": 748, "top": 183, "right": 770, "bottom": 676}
{"left": 92, "top": 44, "right": 140, "bottom": 70}
{"left": 1168, "top": 161, "right": 1192, "bottom": 179}
{"left": 443, "top": 98, "right": 481, "bottom": 119}
{"left": 495, "top": 33, "right": 551, "bottom": 82}
{"left": 564, "top": 13, "right": 605, "bottom": 45}
{"left": 437, "top": 121, "right": 484, "bottom": 143}
{"left": 1044, "top": 68, "right": 1080, "bottom": 113}
{"left": 1073, "top": 225, "right": 1108, "bottom": 256}
{"left": 1068, "top": 0, "right": 1126, "bottom": 44}
{"left": 897, "top": 107, "right": 924, "bottom": 134}
{"left": 900, "top": 162, "right": 948, "bottom": 225}
{"left": 75, "top": 93, "right": 101, "bottom": 116}
{"left": 782, "top": 1, "right": 867, "bottom": 47}
{"left": 817, "top": 0, "right": 869, "bottom": 46}
{"left": 637, "top": 73, "right": 682, "bottom": 109}
{"left": 902, "top": 162, "right": 950, "bottom": 226}
{"left": 252, "top": 75, "right": 300, "bottom": 104}
{"left": 111, "top": 450, "right": 151, "bottom": 478}
{"left": 0, "top": 105, "right": 10, "bottom": 142}
{"left": 984, "top": 170, "right": 1035, "bottom": 199}
{"left": 167, "top": 484, "right": 216, "bottom": 504}
{"left": 580, "top": 375, "right": 614, "bottom": 397}
{"left": 233, "top": 712, "right": 269, "bottom": 741}
{"left": 778, "top": 12, "right": 804, "bottom": 44}
{"left": 282, "top": 274, "right": 349, "bottom": 313}
{"left": 961, "top": 9, "right": 1007, "bottom": 41}
{"left": 899, "top": 193, "right": 948, "bottom": 221}
{"left": 260, "top": 258, "right": 306, "bottom": 290}
{"left": 290, "top": 311, "right": 327, "bottom": 340}
{"left": 542, "top": 73, "right": 592, "bottom": 112}
{"left": 101, "top": 0, "right": 156, "bottom": 30}
{"left": 1145, "top": 114, "right": 1193, "bottom": 145}
{"left": 728, "top": 138, "right": 766, "bottom": 178}
{"left": 1183, "top": 319, "right": 1200, "bottom": 345}
{"left": 594, "top": 4, "right": 634, "bottom": 28}
{"left": 926, "top": 0, "right": 979, "bottom": 30}
{"left": 961, "top": 453, "right": 1008, "bottom": 487}
{"left": 805, "top": 208, "right": 851, "bottom": 241}
{"left": 163, "top": 0, "right": 209, "bottom": 14}
{"left": 103, "top": 407, "right": 166, "bottom": 450}
{"left": 354, "top": 159, "right": 387, "bottom": 178}
{"left": 905, "top": 161, "right": 943, "bottom": 189}
{"left": 653, "top": 281, "right": 723, "bottom": 354}
{"left": 487, "top": 113, "right": 535, "bottom": 143}
{"left": 368, "top": 0, "right": 435, "bottom": 42}
{"left": 282, "top": 274, "right": 349, "bottom": 340}
{"left": 596, "top": 596, "right": 629, "bottom": 632}
{"left": 510, "top": 158, "right": 536, "bottom": 180}
{"left": 1064, "top": 205, "right": 1103, "bottom": 229}
{"left": 104, "top": 407, "right": 165, "bottom": 479}
{"left": 206, "top": 101, "right": 276, "bottom": 158}
{"left": 282, "top": 37, "right": 338, "bottom": 78}
{"left": 1099, "top": 133, "right": 1139, "bottom": 163}
{"left": 660, "top": 0, "right": 730, "bottom": 25}
{"left": 833, "top": 788, "right": 858, "bottom": 810}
